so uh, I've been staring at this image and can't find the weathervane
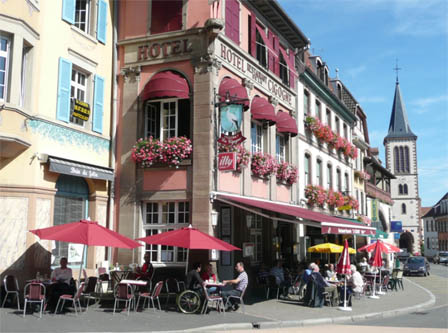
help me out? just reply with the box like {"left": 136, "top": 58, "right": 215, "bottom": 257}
{"left": 393, "top": 59, "right": 401, "bottom": 83}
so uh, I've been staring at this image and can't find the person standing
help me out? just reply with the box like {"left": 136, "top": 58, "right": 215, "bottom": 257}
{"left": 222, "top": 262, "right": 248, "bottom": 311}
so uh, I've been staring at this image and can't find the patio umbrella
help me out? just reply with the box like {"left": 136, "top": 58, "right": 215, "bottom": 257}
{"left": 336, "top": 239, "right": 352, "bottom": 312}
{"left": 136, "top": 225, "right": 240, "bottom": 274}
{"left": 358, "top": 240, "right": 401, "bottom": 253}
{"left": 368, "top": 240, "right": 384, "bottom": 299}
{"left": 30, "top": 219, "right": 142, "bottom": 283}
{"left": 308, "top": 243, "right": 356, "bottom": 254}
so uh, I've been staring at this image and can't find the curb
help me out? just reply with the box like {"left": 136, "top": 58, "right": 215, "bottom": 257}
{"left": 177, "top": 277, "right": 436, "bottom": 332}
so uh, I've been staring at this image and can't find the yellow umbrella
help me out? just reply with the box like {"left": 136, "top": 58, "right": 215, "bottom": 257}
{"left": 308, "top": 242, "right": 356, "bottom": 254}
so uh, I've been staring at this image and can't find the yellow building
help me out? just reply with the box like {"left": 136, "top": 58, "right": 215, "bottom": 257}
{"left": 0, "top": 0, "right": 114, "bottom": 284}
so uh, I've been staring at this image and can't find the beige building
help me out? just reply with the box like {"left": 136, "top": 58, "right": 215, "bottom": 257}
{"left": 0, "top": 0, "right": 114, "bottom": 284}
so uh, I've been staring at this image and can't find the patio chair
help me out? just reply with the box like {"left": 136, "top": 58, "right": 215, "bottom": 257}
{"left": 23, "top": 282, "right": 46, "bottom": 318}
{"left": 2, "top": 275, "right": 20, "bottom": 310}
{"left": 81, "top": 276, "right": 98, "bottom": 311}
{"left": 381, "top": 275, "right": 390, "bottom": 293}
{"left": 201, "top": 284, "right": 224, "bottom": 314}
{"left": 165, "top": 278, "right": 181, "bottom": 306}
{"left": 224, "top": 285, "right": 247, "bottom": 314}
{"left": 54, "top": 282, "right": 85, "bottom": 315}
{"left": 137, "top": 281, "right": 163, "bottom": 312}
{"left": 97, "top": 267, "right": 111, "bottom": 293}
{"left": 113, "top": 283, "right": 135, "bottom": 316}
{"left": 390, "top": 270, "right": 404, "bottom": 291}
{"left": 266, "top": 275, "right": 280, "bottom": 299}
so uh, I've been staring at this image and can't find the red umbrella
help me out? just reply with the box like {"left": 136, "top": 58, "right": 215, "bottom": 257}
{"left": 30, "top": 219, "right": 141, "bottom": 282}
{"left": 336, "top": 239, "right": 352, "bottom": 311}
{"left": 137, "top": 225, "right": 240, "bottom": 273}
{"left": 358, "top": 240, "right": 401, "bottom": 254}
{"left": 368, "top": 240, "right": 384, "bottom": 299}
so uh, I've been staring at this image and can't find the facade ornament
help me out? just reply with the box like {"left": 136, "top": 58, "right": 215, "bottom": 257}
{"left": 204, "top": 18, "right": 224, "bottom": 38}
{"left": 269, "top": 95, "right": 279, "bottom": 106}
{"left": 192, "top": 54, "right": 222, "bottom": 74}
{"left": 242, "top": 78, "right": 254, "bottom": 90}
{"left": 120, "top": 66, "right": 141, "bottom": 83}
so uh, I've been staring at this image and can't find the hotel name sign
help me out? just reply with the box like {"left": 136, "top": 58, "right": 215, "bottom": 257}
{"left": 216, "top": 40, "right": 295, "bottom": 108}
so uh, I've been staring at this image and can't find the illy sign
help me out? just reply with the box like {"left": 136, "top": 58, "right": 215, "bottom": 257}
{"left": 218, "top": 152, "right": 236, "bottom": 171}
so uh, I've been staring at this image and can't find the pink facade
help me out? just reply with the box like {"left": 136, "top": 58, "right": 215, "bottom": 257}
{"left": 218, "top": 171, "right": 241, "bottom": 193}
{"left": 143, "top": 169, "right": 188, "bottom": 191}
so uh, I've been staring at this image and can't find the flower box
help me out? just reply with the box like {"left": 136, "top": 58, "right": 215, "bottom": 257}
{"left": 251, "top": 152, "right": 277, "bottom": 179}
{"left": 218, "top": 142, "right": 250, "bottom": 172}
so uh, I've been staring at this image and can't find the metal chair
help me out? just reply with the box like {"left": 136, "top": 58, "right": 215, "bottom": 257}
{"left": 266, "top": 275, "right": 280, "bottom": 299}
{"left": 113, "top": 283, "right": 135, "bottom": 316}
{"left": 2, "top": 275, "right": 20, "bottom": 310}
{"left": 54, "top": 282, "right": 85, "bottom": 315}
{"left": 201, "top": 284, "right": 224, "bottom": 314}
{"left": 224, "top": 285, "right": 247, "bottom": 314}
{"left": 165, "top": 278, "right": 180, "bottom": 306}
{"left": 81, "top": 276, "right": 98, "bottom": 311}
{"left": 137, "top": 281, "right": 163, "bottom": 312}
{"left": 23, "top": 282, "right": 46, "bottom": 318}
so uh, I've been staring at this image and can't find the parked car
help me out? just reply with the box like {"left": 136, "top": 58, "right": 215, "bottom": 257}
{"left": 397, "top": 250, "right": 410, "bottom": 263}
{"left": 403, "top": 256, "right": 430, "bottom": 276}
{"left": 433, "top": 251, "right": 448, "bottom": 264}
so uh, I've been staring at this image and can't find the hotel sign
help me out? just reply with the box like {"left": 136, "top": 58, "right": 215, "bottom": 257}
{"left": 137, "top": 39, "right": 193, "bottom": 62}
{"left": 216, "top": 39, "right": 295, "bottom": 109}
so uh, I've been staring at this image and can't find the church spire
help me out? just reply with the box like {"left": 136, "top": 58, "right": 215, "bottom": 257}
{"left": 385, "top": 80, "right": 416, "bottom": 140}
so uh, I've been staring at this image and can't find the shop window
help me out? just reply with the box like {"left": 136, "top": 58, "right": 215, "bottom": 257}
{"left": 70, "top": 68, "right": 89, "bottom": 126}
{"left": 256, "top": 30, "right": 267, "bottom": 69}
{"left": 279, "top": 52, "right": 289, "bottom": 86}
{"left": 0, "top": 36, "right": 10, "bottom": 102}
{"left": 143, "top": 201, "right": 189, "bottom": 263}
{"left": 316, "top": 159, "right": 322, "bottom": 186}
{"left": 304, "top": 154, "right": 311, "bottom": 186}
{"left": 303, "top": 90, "right": 310, "bottom": 116}
{"left": 151, "top": 0, "right": 183, "bottom": 35}
{"left": 225, "top": 0, "right": 240, "bottom": 44}
{"left": 249, "top": 214, "right": 263, "bottom": 264}
{"left": 251, "top": 121, "right": 265, "bottom": 154}
{"left": 144, "top": 98, "right": 190, "bottom": 140}
{"left": 75, "top": 0, "right": 91, "bottom": 33}
{"left": 276, "top": 134, "right": 286, "bottom": 163}
{"left": 327, "top": 163, "right": 333, "bottom": 189}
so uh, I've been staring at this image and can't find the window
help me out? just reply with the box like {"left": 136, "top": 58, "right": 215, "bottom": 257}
{"left": 394, "top": 146, "right": 411, "bottom": 173}
{"left": 361, "top": 193, "right": 364, "bottom": 215}
{"left": 225, "top": 0, "right": 240, "bottom": 44}
{"left": 401, "top": 203, "right": 406, "bottom": 214}
{"left": 405, "top": 146, "right": 410, "bottom": 172}
{"left": 316, "top": 159, "right": 322, "bottom": 186}
{"left": 279, "top": 52, "right": 289, "bottom": 86}
{"left": 20, "top": 44, "right": 31, "bottom": 107}
{"left": 304, "top": 154, "right": 311, "bottom": 186}
{"left": 70, "top": 68, "right": 89, "bottom": 126}
{"left": 304, "top": 90, "right": 310, "bottom": 116}
{"left": 343, "top": 124, "right": 348, "bottom": 139}
{"left": 335, "top": 117, "right": 340, "bottom": 135}
{"left": 355, "top": 190, "right": 359, "bottom": 213}
{"left": 315, "top": 100, "right": 321, "bottom": 120}
{"left": 251, "top": 121, "right": 265, "bottom": 154}
{"left": 336, "top": 169, "right": 341, "bottom": 192}
{"left": 327, "top": 164, "right": 332, "bottom": 189}
{"left": 143, "top": 201, "right": 189, "bottom": 263}
{"left": 249, "top": 214, "right": 263, "bottom": 264}
{"left": 276, "top": 134, "right": 286, "bottom": 162}
{"left": 337, "top": 83, "right": 342, "bottom": 99}
{"left": 324, "top": 68, "right": 329, "bottom": 86}
{"left": 344, "top": 173, "right": 349, "bottom": 193}
{"left": 399, "top": 184, "right": 403, "bottom": 195}
{"left": 326, "top": 109, "right": 331, "bottom": 127}
{"left": 151, "top": 0, "right": 183, "bottom": 35}
{"left": 145, "top": 98, "right": 190, "bottom": 140}
{"left": 75, "top": 0, "right": 91, "bottom": 33}
{"left": 256, "top": 29, "right": 267, "bottom": 68}
{"left": 404, "top": 184, "right": 408, "bottom": 194}
{"left": 0, "top": 36, "right": 10, "bottom": 102}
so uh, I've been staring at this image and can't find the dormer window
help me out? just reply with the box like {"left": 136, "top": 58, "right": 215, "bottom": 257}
{"left": 337, "top": 83, "right": 342, "bottom": 99}
{"left": 256, "top": 29, "right": 267, "bottom": 69}
{"left": 324, "top": 67, "right": 329, "bottom": 85}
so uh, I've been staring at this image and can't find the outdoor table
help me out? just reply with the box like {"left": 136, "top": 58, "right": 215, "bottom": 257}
{"left": 120, "top": 279, "right": 147, "bottom": 286}
{"left": 204, "top": 282, "right": 224, "bottom": 296}
{"left": 110, "top": 271, "right": 130, "bottom": 289}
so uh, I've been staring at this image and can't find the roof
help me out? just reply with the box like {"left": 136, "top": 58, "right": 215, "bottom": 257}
{"left": 420, "top": 207, "right": 431, "bottom": 217}
{"left": 364, "top": 156, "right": 396, "bottom": 179}
{"left": 423, "top": 192, "right": 448, "bottom": 218}
{"left": 385, "top": 81, "right": 417, "bottom": 140}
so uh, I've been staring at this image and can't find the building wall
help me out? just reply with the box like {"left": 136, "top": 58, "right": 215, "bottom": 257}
{"left": 423, "top": 216, "right": 438, "bottom": 258}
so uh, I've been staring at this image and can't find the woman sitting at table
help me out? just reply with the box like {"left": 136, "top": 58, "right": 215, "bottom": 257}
{"left": 325, "top": 264, "right": 337, "bottom": 281}
{"left": 201, "top": 263, "right": 218, "bottom": 294}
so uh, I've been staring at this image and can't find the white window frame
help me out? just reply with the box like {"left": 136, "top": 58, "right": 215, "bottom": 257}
{"left": 70, "top": 67, "right": 90, "bottom": 126}
{"left": 316, "top": 159, "right": 322, "bottom": 186}
{"left": 251, "top": 121, "right": 265, "bottom": 154}
{"left": 255, "top": 28, "right": 268, "bottom": 69}
{"left": 0, "top": 35, "right": 10, "bottom": 102}
{"left": 304, "top": 154, "right": 311, "bottom": 187}
{"left": 145, "top": 98, "right": 179, "bottom": 140}
{"left": 279, "top": 52, "right": 289, "bottom": 86}
{"left": 142, "top": 201, "right": 189, "bottom": 265}
{"left": 75, "top": 0, "right": 91, "bottom": 34}
{"left": 276, "top": 134, "right": 286, "bottom": 163}
{"left": 249, "top": 213, "right": 263, "bottom": 264}
{"left": 327, "top": 164, "right": 333, "bottom": 189}
{"left": 19, "top": 45, "right": 31, "bottom": 107}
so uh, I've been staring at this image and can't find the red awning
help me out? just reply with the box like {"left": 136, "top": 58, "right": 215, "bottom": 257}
{"left": 219, "top": 77, "right": 249, "bottom": 110}
{"left": 251, "top": 96, "right": 276, "bottom": 124}
{"left": 141, "top": 71, "right": 189, "bottom": 100}
{"left": 275, "top": 111, "right": 298, "bottom": 137}
{"left": 216, "top": 194, "right": 375, "bottom": 236}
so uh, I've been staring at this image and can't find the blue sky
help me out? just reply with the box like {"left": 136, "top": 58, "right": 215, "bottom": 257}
{"left": 279, "top": 0, "right": 448, "bottom": 207}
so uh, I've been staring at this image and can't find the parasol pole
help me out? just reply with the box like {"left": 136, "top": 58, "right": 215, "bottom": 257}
{"left": 377, "top": 265, "right": 385, "bottom": 295}
{"left": 78, "top": 244, "right": 86, "bottom": 287}
{"left": 369, "top": 270, "right": 380, "bottom": 299}
{"left": 185, "top": 248, "right": 189, "bottom": 275}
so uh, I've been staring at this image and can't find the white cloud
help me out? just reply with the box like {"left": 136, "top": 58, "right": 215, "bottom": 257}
{"left": 346, "top": 65, "right": 366, "bottom": 78}
{"left": 358, "top": 96, "right": 386, "bottom": 103}
{"left": 411, "top": 95, "right": 448, "bottom": 108}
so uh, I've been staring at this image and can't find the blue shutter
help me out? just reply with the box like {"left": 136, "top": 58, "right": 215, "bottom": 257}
{"left": 92, "top": 75, "right": 105, "bottom": 134}
{"left": 62, "top": 0, "right": 75, "bottom": 24}
{"left": 56, "top": 57, "right": 72, "bottom": 123}
{"left": 97, "top": 0, "right": 108, "bottom": 44}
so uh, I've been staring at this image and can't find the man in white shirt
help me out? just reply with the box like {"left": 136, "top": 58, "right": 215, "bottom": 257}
{"left": 49, "top": 257, "right": 74, "bottom": 312}
{"left": 51, "top": 257, "right": 73, "bottom": 285}
{"left": 222, "top": 262, "right": 248, "bottom": 311}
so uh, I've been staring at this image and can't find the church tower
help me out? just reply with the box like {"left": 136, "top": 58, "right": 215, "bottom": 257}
{"left": 384, "top": 78, "right": 421, "bottom": 254}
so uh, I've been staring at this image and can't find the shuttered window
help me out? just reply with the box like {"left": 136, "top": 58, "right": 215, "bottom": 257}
{"left": 151, "top": 0, "right": 183, "bottom": 34}
{"left": 225, "top": 0, "right": 240, "bottom": 44}
{"left": 92, "top": 74, "right": 104, "bottom": 134}
{"left": 56, "top": 57, "right": 72, "bottom": 123}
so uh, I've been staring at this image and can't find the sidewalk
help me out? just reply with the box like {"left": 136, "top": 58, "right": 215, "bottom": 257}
{"left": 0, "top": 278, "right": 435, "bottom": 333}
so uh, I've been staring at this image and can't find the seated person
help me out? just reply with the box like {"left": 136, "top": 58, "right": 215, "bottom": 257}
{"left": 326, "top": 264, "right": 337, "bottom": 280}
{"left": 257, "top": 263, "right": 269, "bottom": 284}
{"left": 348, "top": 265, "right": 364, "bottom": 294}
{"left": 270, "top": 260, "right": 290, "bottom": 298}
{"left": 201, "top": 263, "right": 218, "bottom": 294}
{"left": 311, "top": 264, "right": 339, "bottom": 307}
{"left": 136, "top": 253, "right": 154, "bottom": 281}
{"left": 48, "top": 257, "right": 75, "bottom": 312}
{"left": 359, "top": 257, "right": 370, "bottom": 273}
{"left": 186, "top": 262, "right": 205, "bottom": 292}
{"left": 222, "top": 262, "right": 248, "bottom": 311}
{"left": 298, "top": 263, "right": 313, "bottom": 298}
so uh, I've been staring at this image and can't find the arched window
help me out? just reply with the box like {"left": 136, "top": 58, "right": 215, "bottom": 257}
{"left": 256, "top": 30, "right": 267, "bottom": 68}
{"left": 400, "top": 146, "right": 405, "bottom": 173}
{"left": 316, "top": 159, "right": 322, "bottom": 186}
{"left": 336, "top": 168, "right": 342, "bottom": 192}
{"left": 394, "top": 147, "right": 399, "bottom": 173}
{"left": 399, "top": 184, "right": 403, "bottom": 195}
{"left": 405, "top": 146, "right": 410, "bottom": 172}
{"left": 279, "top": 52, "right": 289, "bottom": 86}
{"left": 327, "top": 163, "right": 333, "bottom": 189}
{"left": 404, "top": 184, "right": 408, "bottom": 194}
{"left": 344, "top": 172, "right": 349, "bottom": 193}
{"left": 337, "top": 83, "right": 342, "bottom": 99}
{"left": 402, "top": 203, "right": 407, "bottom": 214}
{"left": 304, "top": 154, "right": 311, "bottom": 186}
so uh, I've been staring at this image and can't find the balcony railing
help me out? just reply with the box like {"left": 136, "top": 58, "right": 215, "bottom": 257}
{"left": 366, "top": 182, "right": 393, "bottom": 205}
